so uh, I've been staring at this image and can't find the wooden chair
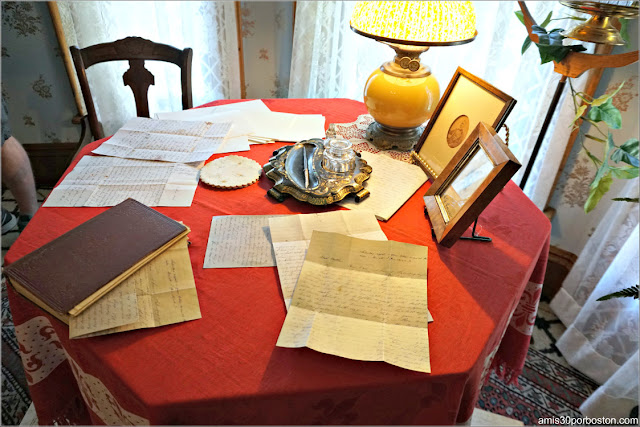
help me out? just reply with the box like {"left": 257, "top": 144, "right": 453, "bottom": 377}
{"left": 70, "top": 36, "right": 193, "bottom": 141}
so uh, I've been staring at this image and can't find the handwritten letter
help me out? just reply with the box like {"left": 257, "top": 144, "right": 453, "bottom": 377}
{"left": 277, "top": 231, "right": 431, "bottom": 373}
{"left": 92, "top": 117, "right": 236, "bottom": 163}
{"left": 69, "top": 237, "right": 201, "bottom": 338}
{"left": 338, "top": 151, "right": 428, "bottom": 221}
{"left": 204, "top": 215, "right": 284, "bottom": 268}
{"left": 43, "top": 157, "right": 199, "bottom": 207}
{"left": 268, "top": 211, "right": 387, "bottom": 308}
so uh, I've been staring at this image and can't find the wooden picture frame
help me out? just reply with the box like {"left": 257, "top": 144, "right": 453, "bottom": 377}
{"left": 424, "top": 122, "right": 520, "bottom": 248}
{"left": 413, "top": 67, "right": 516, "bottom": 180}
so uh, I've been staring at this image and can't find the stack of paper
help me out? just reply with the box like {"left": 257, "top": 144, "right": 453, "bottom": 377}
{"left": 276, "top": 231, "right": 431, "bottom": 373}
{"left": 156, "top": 100, "right": 326, "bottom": 143}
{"left": 155, "top": 99, "right": 271, "bottom": 121}
{"left": 157, "top": 100, "right": 272, "bottom": 147}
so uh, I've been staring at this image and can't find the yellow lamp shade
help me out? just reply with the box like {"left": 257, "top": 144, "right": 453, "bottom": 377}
{"left": 350, "top": 1, "right": 477, "bottom": 45}
{"left": 364, "top": 69, "right": 440, "bottom": 128}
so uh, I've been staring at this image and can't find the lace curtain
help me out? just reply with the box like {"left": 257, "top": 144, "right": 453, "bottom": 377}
{"left": 289, "top": 1, "right": 589, "bottom": 208}
{"left": 57, "top": 1, "right": 240, "bottom": 137}
{"left": 550, "top": 179, "right": 639, "bottom": 418}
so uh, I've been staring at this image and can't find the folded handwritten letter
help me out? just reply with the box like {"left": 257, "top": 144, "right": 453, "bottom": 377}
{"left": 69, "top": 237, "right": 201, "bottom": 338}
{"left": 338, "top": 151, "right": 427, "bottom": 221}
{"left": 204, "top": 215, "right": 285, "bottom": 268}
{"left": 43, "top": 156, "right": 200, "bottom": 207}
{"left": 268, "top": 211, "right": 387, "bottom": 309}
{"left": 92, "top": 117, "right": 235, "bottom": 163}
{"left": 277, "top": 231, "right": 431, "bottom": 373}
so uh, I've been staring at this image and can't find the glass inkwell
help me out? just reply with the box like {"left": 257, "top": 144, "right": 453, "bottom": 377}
{"left": 322, "top": 139, "right": 356, "bottom": 175}
{"left": 263, "top": 138, "right": 372, "bottom": 205}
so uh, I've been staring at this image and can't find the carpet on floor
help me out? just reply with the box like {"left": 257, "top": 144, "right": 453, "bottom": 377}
{"left": 2, "top": 278, "right": 32, "bottom": 426}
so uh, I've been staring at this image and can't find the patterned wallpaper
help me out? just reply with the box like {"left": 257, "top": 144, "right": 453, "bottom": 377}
{"left": 240, "top": 1, "right": 293, "bottom": 99}
{"left": 0, "top": 1, "right": 294, "bottom": 144}
{"left": 1, "top": 2, "right": 80, "bottom": 144}
{"left": 548, "top": 34, "right": 639, "bottom": 255}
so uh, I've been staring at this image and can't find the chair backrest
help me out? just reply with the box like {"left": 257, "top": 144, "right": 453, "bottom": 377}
{"left": 70, "top": 36, "right": 193, "bottom": 140}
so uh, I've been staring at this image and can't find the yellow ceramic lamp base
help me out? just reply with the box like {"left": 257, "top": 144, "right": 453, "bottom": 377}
{"left": 364, "top": 67, "right": 440, "bottom": 128}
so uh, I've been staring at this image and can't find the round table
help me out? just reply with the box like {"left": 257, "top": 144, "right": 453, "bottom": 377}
{"left": 6, "top": 98, "right": 550, "bottom": 425}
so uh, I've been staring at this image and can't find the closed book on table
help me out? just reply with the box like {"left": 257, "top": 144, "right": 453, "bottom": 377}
{"left": 4, "top": 198, "right": 189, "bottom": 324}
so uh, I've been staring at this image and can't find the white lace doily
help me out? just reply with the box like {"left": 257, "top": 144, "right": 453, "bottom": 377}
{"left": 326, "top": 114, "right": 414, "bottom": 164}
{"left": 200, "top": 155, "right": 262, "bottom": 189}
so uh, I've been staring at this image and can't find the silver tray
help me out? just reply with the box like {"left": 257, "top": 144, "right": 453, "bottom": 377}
{"left": 263, "top": 139, "right": 372, "bottom": 205}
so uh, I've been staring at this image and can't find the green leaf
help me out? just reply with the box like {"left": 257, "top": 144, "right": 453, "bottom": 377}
{"left": 522, "top": 36, "right": 532, "bottom": 54}
{"left": 571, "top": 104, "right": 587, "bottom": 126}
{"left": 585, "top": 171, "right": 613, "bottom": 213}
{"left": 611, "top": 138, "right": 639, "bottom": 167}
{"left": 587, "top": 98, "right": 622, "bottom": 129}
{"left": 597, "top": 285, "right": 639, "bottom": 301}
{"left": 540, "top": 11, "right": 553, "bottom": 28}
{"left": 531, "top": 26, "right": 587, "bottom": 63}
{"left": 620, "top": 18, "right": 629, "bottom": 46}
{"left": 575, "top": 92, "right": 593, "bottom": 104}
{"left": 583, "top": 146, "right": 603, "bottom": 167}
{"left": 591, "top": 82, "right": 624, "bottom": 107}
{"left": 620, "top": 138, "right": 640, "bottom": 156}
{"left": 515, "top": 10, "right": 552, "bottom": 27}
{"left": 610, "top": 165, "right": 639, "bottom": 179}
{"left": 584, "top": 134, "right": 606, "bottom": 143}
{"left": 612, "top": 197, "right": 640, "bottom": 203}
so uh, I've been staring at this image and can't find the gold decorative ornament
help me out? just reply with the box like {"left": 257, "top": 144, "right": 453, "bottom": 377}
{"left": 200, "top": 155, "right": 262, "bottom": 189}
{"left": 263, "top": 139, "right": 372, "bottom": 205}
{"left": 560, "top": 1, "right": 639, "bottom": 46}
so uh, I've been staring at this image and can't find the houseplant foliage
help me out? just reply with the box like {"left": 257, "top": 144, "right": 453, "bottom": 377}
{"left": 516, "top": 11, "right": 639, "bottom": 213}
{"left": 596, "top": 285, "right": 639, "bottom": 301}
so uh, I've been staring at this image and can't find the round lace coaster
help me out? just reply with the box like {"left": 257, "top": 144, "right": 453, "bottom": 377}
{"left": 200, "top": 155, "right": 262, "bottom": 189}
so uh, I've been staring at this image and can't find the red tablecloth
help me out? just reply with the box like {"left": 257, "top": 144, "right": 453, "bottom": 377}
{"left": 5, "top": 98, "right": 550, "bottom": 425}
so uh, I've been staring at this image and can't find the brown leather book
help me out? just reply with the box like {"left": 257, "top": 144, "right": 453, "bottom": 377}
{"left": 4, "top": 198, "right": 189, "bottom": 324}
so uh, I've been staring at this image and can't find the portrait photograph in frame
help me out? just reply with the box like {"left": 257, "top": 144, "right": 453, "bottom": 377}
{"left": 424, "top": 122, "right": 521, "bottom": 248}
{"left": 413, "top": 67, "right": 517, "bottom": 180}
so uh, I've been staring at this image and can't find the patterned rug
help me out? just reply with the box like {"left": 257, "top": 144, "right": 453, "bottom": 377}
{"left": 1, "top": 189, "right": 48, "bottom": 426}
{"left": 0, "top": 189, "right": 600, "bottom": 425}
{"left": 477, "top": 298, "right": 600, "bottom": 425}
{"left": 2, "top": 277, "right": 32, "bottom": 426}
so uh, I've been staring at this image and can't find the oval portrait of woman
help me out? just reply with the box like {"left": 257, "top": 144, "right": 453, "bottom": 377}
{"left": 447, "top": 115, "right": 470, "bottom": 148}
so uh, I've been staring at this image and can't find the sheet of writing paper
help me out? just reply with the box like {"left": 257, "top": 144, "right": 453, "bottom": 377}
{"left": 43, "top": 156, "right": 199, "bottom": 207}
{"left": 248, "top": 111, "right": 326, "bottom": 142}
{"left": 277, "top": 231, "right": 431, "bottom": 373}
{"left": 120, "top": 117, "right": 211, "bottom": 136}
{"left": 217, "top": 135, "right": 251, "bottom": 153}
{"left": 70, "top": 237, "right": 201, "bottom": 339}
{"left": 155, "top": 100, "right": 271, "bottom": 121}
{"left": 268, "top": 211, "right": 387, "bottom": 309}
{"left": 92, "top": 117, "right": 234, "bottom": 162}
{"left": 158, "top": 108, "right": 276, "bottom": 149}
{"left": 69, "top": 280, "right": 139, "bottom": 338}
{"left": 338, "top": 151, "right": 428, "bottom": 221}
{"left": 204, "top": 215, "right": 285, "bottom": 268}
